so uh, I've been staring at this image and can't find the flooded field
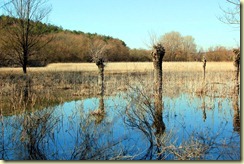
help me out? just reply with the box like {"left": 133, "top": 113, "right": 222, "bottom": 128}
{"left": 0, "top": 62, "right": 240, "bottom": 160}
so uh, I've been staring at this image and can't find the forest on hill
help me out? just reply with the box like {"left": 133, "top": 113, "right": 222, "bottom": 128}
{"left": 0, "top": 15, "right": 234, "bottom": 67}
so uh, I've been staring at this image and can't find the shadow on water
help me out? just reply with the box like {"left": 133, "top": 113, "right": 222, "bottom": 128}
{"left": 0, "top": 92, "right": 241, "bottom": 160}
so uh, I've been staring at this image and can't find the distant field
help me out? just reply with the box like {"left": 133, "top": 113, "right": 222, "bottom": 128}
{"left": 0, "top": 62, "right": 235, "bottom": 73}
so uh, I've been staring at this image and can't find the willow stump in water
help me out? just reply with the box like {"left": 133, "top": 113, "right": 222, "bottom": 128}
{"left": 90, "top": 58, "right": 106, "bottom": 124}
{"left": 202, "top": 56, "right": 207, "bottom": 81}
{"left": 96, "top": 58, "right": 105, "bottom": 99}
{"left": 232, "top": 49, "right": 240, "bottom": 133}
{"left": 233, "top": 49, "right": 240, "bottom": 95}
{"left": 151, "top": 43, "right": 166, "bottom": 134}
{"left": 90, "top": 39, "right": 107, "bottom": 123}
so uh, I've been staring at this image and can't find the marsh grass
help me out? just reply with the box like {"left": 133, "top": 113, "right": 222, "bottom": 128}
{"left": 0, "top": 62, "right": 235, "bottom": 73}
{"left": 0, "top": 62, "right": 237, "bottom": 116}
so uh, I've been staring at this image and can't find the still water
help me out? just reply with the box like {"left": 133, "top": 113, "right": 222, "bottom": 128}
{"left": 0, "top": 93, "right": 240, "bottom": 160}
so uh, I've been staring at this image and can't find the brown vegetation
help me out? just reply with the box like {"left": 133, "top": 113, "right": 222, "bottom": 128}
{"left": 205, "top": 46, "right": 234, "bottom": 61}
{"left": 0, "top": 62, "right": 236, "bottom": 116}
{"left": 0, "top": 16, "right": 237, "bottom": 68}
{"left": 0, "top": 62, "right": 236, "bottom": 73}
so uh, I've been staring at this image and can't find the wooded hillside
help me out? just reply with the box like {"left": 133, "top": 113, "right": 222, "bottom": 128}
{"left": 0, "top": 15, "right": 234, "bottom": 67}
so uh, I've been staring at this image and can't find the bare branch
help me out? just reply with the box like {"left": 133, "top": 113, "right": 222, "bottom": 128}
{"left": 89, "top": 39, "right": 108, "bottom": 66}
{"left": 142, "top": 31, "right": 160, "bottom": 49}
{"left": 218, "top": 0, "right": 240, "bottom": 26}
{"left": 226, "top": 0, "right": 240, "bottom": 5}
{"left": 0, "top": 0, "right": 13, "bottom": 9}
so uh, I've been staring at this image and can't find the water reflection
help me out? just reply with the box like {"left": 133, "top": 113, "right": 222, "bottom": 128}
{"left": 0, "top": 93, "right": 240, "bottom": 160}
{"left": 200, "top": 94, "right": 207, "bottom": 122}
{"left": 21, "top": 111, "right": 53, "bottom": 159}
{"left": 90, "top": 75, "right": 105, "bottom": 124}
{"left": 232, "top": 93, "right": 240, "bottom": 134}
{"left": 90, "top": 62, "right": 106, "bottom": 125}
{"left": 91, "top": 97, "right": 105, "bottom": 125}
{"left": 23, "top": 76, "right": 30, "bottom": 104}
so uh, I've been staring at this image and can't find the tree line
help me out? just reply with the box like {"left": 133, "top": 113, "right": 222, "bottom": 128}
{"left": 0, "top": 16, "right": 236, "bottom": 68}
{"left": 0, "top": 15, "right": 131, "bottom": 67}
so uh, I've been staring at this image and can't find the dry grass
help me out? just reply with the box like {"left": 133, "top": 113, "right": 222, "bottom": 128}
{"left": 0, "top": 62, "right": 235, "bottom": 73}
{"left": 0, "top": 62, "right": 237, "bottom": 116}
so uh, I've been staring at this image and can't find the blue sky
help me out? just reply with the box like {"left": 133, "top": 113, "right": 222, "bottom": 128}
{"left": 48, "top": 0, "right": 240, "bottom": 50}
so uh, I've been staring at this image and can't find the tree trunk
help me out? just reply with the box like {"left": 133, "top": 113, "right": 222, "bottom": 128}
{"left": 234, "top": 65, "right": 239, "bottom": 94}
{"left": 151, "top": 43, "right": 166, "bottom": 135}
{"left": 232, "top": 49, "right": 240, "bottom": 134}
{"left": 233, "top": 49, "right": 240, "bottom": 95}
{"left": 153, "top": 60, "right": 164, "bottom": 134}
{"left": 97, "top": 62, "right": 105, "bottom": 113}
{"left": 202, "top": 57, "right": 206, "bottom": 81}
{"left": 98, "top": 65, "right": 105, "bottom": 101}
{"left": 98, "top": 65, "right": 105, "bottom": 112}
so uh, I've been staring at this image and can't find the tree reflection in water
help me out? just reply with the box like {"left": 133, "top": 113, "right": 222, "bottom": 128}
{"left": 124, "top": 85, "right": 166, "bottom": 160}
{"left": 201, "top": 95, "right": 207, "bottom": 122}
{"left": 0, "top": 93, "right": 241, "bottom": 160}
{"left": 232, "top": 93, "right": 240, "bottom": 134}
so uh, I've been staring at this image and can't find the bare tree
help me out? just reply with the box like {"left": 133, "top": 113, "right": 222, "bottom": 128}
{"left": 3, "top": 0, "right": 52, "bottom": 74}
{"left": 218, "top": 0, "right": 240, "bottom": 27}
{"left": 159, "top": 31, "right": 197, "bottom": 61}
{"left": 160, "top": 31, "right": 182, "bottom": 61}
{"left": 182, "top": 36, "right": 197, "bottom": 60}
